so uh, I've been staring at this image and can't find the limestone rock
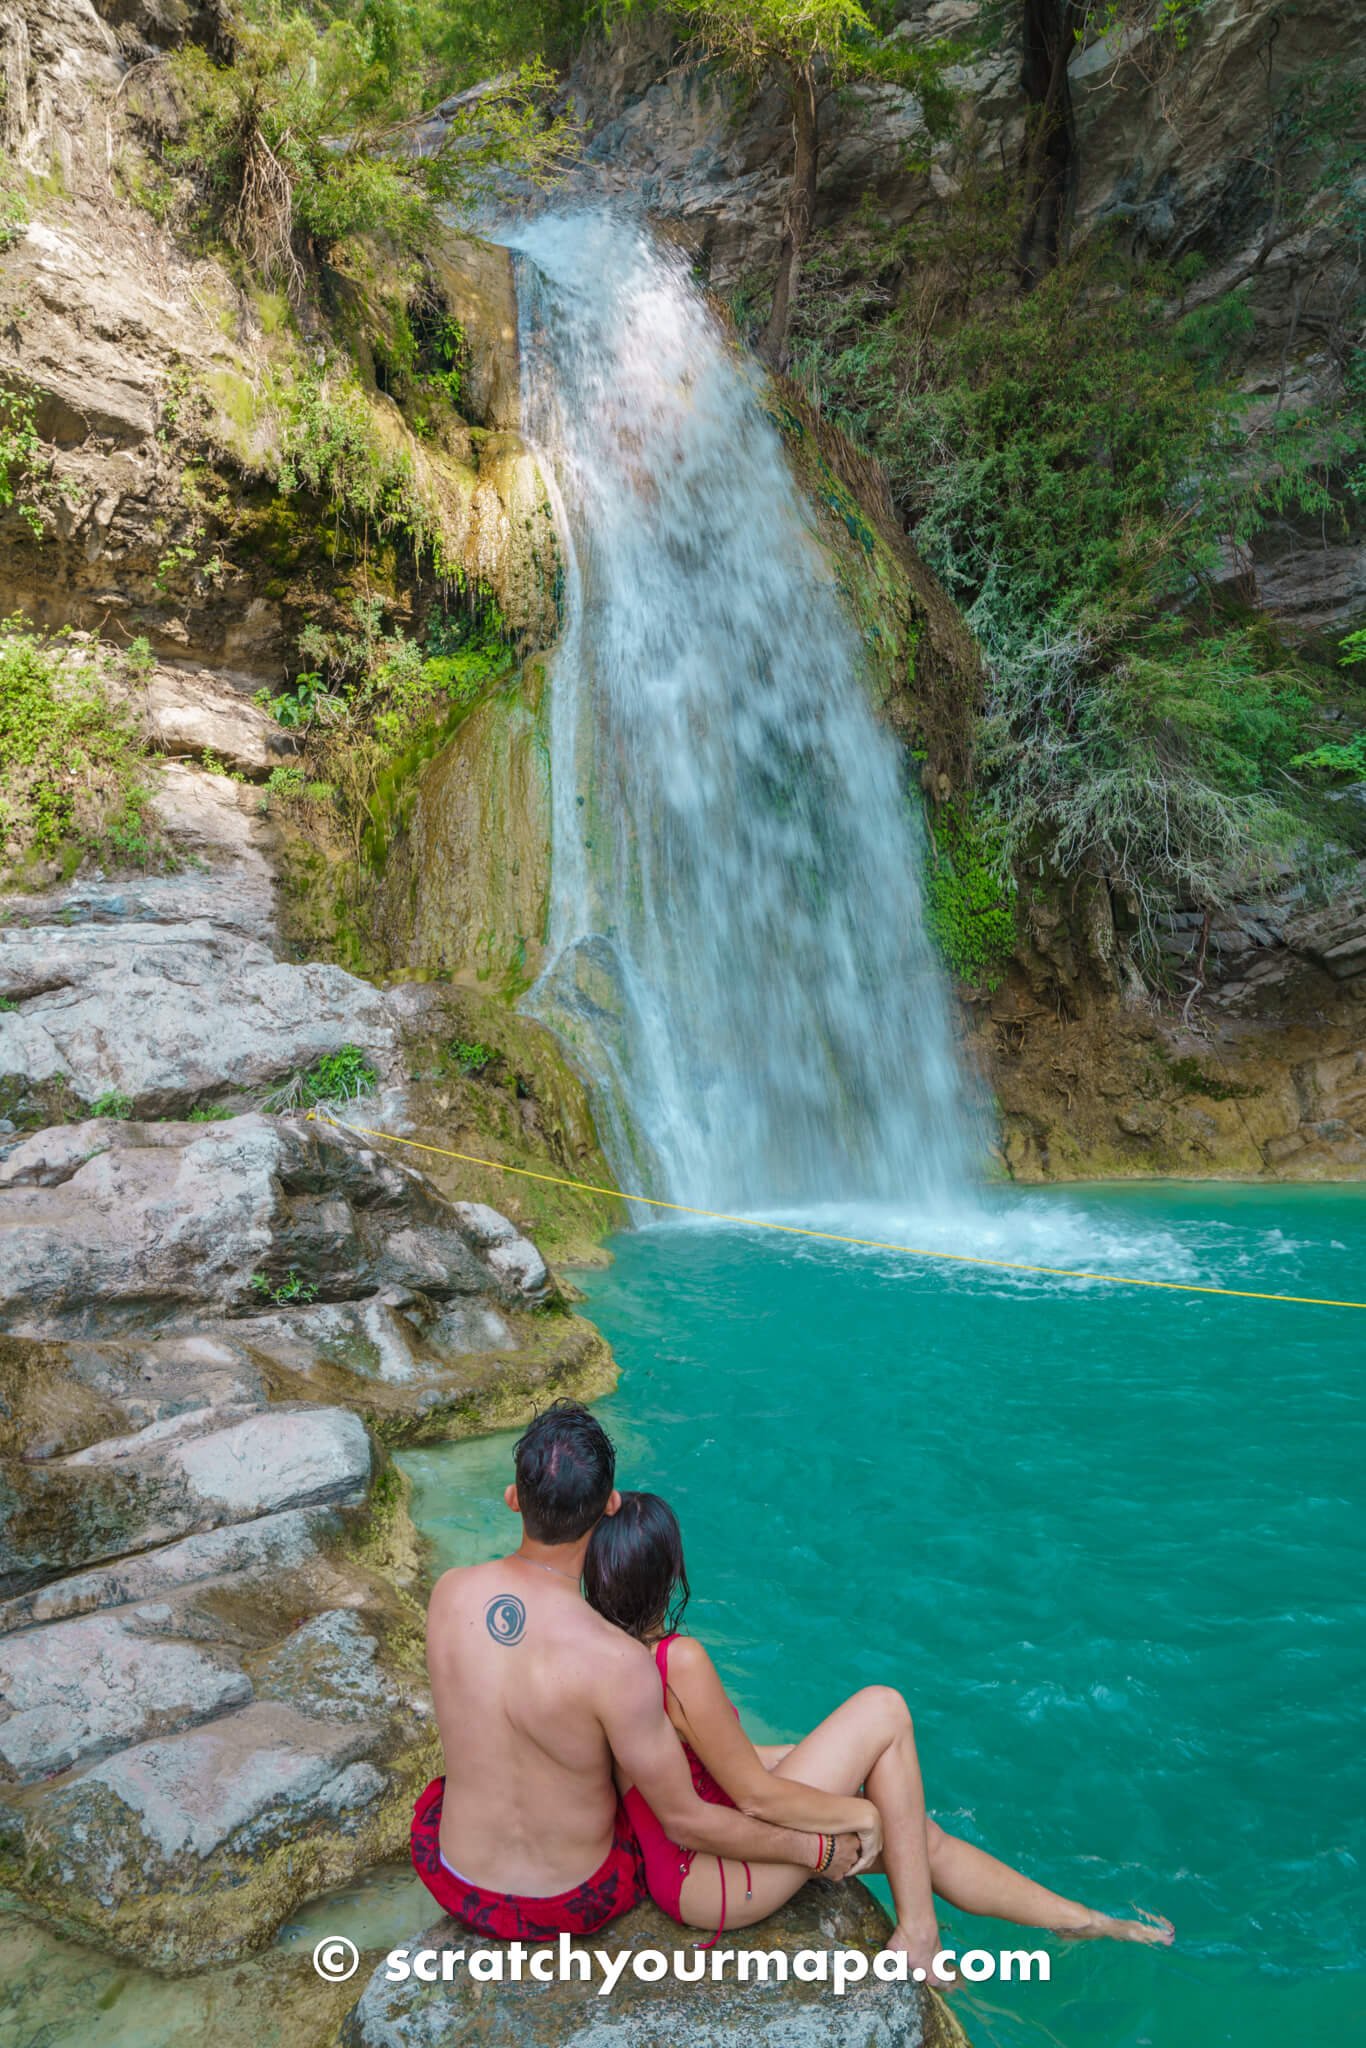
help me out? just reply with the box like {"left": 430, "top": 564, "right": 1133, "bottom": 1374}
{"left": 0, "top": 1115, "right": 533, "bottom": 1334}
{"left": 0, "top": 1606, "right": 253, "bottom": 1781}
{"left": 373, "top": 666, "right": 553, "bottom": 993}
{"left": 340, "top": 1886, "right": 969, "bottom": 2047}
{"left": 426, "top": 237, "right": 522, "bottom": 432}
{"left": 10, "top": 1698, "right": 412, "bottom": 1968}
{"left": 0, "top": 1503, "right": 342, "bottom": 1633}
{"left": 136, "top": 661, "right": 298, "bottom": 777}
{"left": 0, "top": 1401, "right": 372, "bottom": 1595}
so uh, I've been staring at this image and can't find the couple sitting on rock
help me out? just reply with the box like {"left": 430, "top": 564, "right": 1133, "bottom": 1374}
{"left": 413, "top": 1401, "right": 1171, "bottom": 1984}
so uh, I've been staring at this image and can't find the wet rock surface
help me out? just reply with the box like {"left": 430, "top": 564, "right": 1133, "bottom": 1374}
{"left": 339, "top": 1886, "right": 970, "bottom": 2048}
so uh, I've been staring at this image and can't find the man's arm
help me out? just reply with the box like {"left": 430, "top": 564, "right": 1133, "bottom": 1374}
{"left": 599, "top": 1642, "right": 841, "bottom": 1873}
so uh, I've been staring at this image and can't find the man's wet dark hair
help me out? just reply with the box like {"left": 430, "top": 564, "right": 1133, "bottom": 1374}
{"left": 512, "top": 1399, "right": 617, "bottom": 1544}
{"left": 583, "top": 1491, "right": 690, "bottom": 1641}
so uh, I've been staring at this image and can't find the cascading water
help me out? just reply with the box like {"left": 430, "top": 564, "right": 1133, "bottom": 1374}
{"left": 508, "top": 212, "right": 977, "bottom": 1213}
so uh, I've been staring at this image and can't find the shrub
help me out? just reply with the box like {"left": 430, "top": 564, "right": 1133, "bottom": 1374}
{"left": 154, "top": 11, "right": 571, "bottom": 297}
{"left": 0, "top": 383, "right": 44, "bottom": 539}
{"left": 448, "top": 1038, "right": 496, "bottom": 1074}
{"left": 787, "top": 189, "right": 1365, "bottom": 950}
{"left": 0, "top": 624, "right": 167, "bottom": 882}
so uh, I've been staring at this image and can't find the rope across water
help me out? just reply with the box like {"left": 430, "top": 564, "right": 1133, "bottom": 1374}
{"left": 306, "top": 1111, "right": 1366, "bottom": 1312}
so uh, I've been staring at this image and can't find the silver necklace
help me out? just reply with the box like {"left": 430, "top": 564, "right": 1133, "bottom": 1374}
{"left": 517, "top": 1553, "right": 581, "bottom": 1585}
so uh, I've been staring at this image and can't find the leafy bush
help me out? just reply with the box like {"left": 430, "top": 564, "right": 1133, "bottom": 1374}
{"left": 448, "top": 1038, "right": 496, "bottom": 1074}
{"left": 261, "top": 594, "right": 514, "bottom": 849}
{"left": 155, "top": 8, "right": 571, "bottom": 297}
{"left": 187, "top": 1102, "right": 235, "bottom": 1121}
{"left": 0, "top": 625, "right": 166, "bottom": 882}
{"left": 277, "top": 371, "right": 437, "bottom": 556}
{"left": 0, "top": 384, "right": 44, "bottom": 539}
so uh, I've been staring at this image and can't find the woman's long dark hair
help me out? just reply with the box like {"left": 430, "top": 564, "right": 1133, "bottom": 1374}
{"left": 584, "top": 1491, "right": 690, "bottom": 1641}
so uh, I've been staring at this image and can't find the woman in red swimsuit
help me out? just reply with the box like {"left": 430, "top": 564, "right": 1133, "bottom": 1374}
{"left": 584, "top": 1493, "right": 1173, "bottom": 1983}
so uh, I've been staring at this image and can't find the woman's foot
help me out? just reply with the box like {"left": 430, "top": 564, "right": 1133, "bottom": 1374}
{"left": 1057, "top": 1906, "right": 1175, "bottom": 1946}
{"left": 885, "top": 1920, "right": 960, "bottom": 1990}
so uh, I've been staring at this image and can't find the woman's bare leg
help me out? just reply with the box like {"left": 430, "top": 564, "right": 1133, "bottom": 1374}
{"left": 770, "top": 1686, "right": 942, "bottom": 1976}
{"left": 923, "top": 1821, "right": 1173, "bottom": 1944}
{"left": 680, "top": 1688, "right": 1171, "bottom": 1960}
{"left": 677, "top": 1689, "right": 932, "bottom": 1949}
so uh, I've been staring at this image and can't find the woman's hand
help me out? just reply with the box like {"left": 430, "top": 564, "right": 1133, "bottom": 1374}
{"left": 849, "top": 1802, "right": 882, "bottom": 1876}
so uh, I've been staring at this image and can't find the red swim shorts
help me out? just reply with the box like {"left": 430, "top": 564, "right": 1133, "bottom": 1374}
{"left": 410, "top": 1776, "right": 648, "bottom": 1941}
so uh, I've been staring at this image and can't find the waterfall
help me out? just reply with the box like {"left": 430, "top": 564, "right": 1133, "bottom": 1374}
{"left": 508, "top": 212, "right": 976, "bottom": 1214}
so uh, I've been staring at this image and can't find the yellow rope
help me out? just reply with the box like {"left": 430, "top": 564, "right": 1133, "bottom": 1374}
{"left": 307, "top": 1110, "right": 1366, "bottom": 1312}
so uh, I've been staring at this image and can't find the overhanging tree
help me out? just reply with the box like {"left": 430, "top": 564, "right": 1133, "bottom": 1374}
{"left": 667, "top": 0, "right": 954, "bottom": 369}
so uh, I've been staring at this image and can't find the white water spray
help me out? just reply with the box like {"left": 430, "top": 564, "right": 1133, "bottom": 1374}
{"left": 509, "top": 213, "right": 977, "bottom": 1213}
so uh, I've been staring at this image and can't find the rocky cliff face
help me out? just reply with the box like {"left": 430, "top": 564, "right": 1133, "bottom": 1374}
{"left": 0, "top": 0, "right": 556, "bottom": 678}
{"left": 567, "top": 0, "right": 1364, "bottom": 627}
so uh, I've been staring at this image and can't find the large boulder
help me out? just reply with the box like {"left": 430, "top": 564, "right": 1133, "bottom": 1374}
{"left": 339, "top": 1885, "right": 970, "bottom": 2047}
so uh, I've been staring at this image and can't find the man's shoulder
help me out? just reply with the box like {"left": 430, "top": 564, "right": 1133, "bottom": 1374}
{"left": 428, "top": 1559, "right": 501, "bottom": 1613}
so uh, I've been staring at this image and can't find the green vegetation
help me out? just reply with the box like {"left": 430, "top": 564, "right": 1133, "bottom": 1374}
{"left": 0, "top": 384, "right": 44, "bottom": 539}
{"left": 924, "top": 800, "right": 1017, "bottom": 988}
{"left": 90, "top": 1089, "right": 134, "bottom": 1119}
{"left": 448, "top": 1038, "right": 497, "bottom": 1074}
{"left": 0, "top": 625, "right": 168, "bottom": 884}
{"left": 788, "top": 141, "right": 1366, "bottom": 969}
{"left": 146, "top": 3, "right": 572, "bottom": 299}
{"left": 263, "top": 1042, "right": 378, "bottom": 1112}
{"left": 625, "top": 0, "right": 954, "bottom": 366}
{"left": 250, "top": 1266, "right": 320, "bottom": 1304}
{"left": 258, "top": 594, "right": 516, "bottom": 854}
{"left": 186, "top": 1102, "right": 235, "bottom": 1121}
{"left": 0, "top": 181, "right": 28, "bottom": 251}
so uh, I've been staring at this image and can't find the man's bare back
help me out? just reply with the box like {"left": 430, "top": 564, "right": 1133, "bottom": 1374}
{"left": 415, "top": 1400, "right": 850, "bottom": 1934}
{"left": 428, "top": 1556, "right": 644, "bottom": 1893}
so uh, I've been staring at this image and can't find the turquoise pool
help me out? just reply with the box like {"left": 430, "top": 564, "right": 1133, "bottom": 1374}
{"left": 403, "top": 1182, "right": 1366, "bottom": 2048}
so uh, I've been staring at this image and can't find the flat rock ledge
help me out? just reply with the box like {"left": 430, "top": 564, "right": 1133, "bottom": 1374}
{"left": 338, "top": 1887, "right": 970, "bottom": 2048}
{"left": 0, "top": 1109, "right": 614, "bottom": 1444}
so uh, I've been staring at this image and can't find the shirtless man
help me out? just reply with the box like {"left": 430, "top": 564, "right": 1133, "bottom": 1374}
{"left": 413, "top": 1400, "right": 872, "bottom": 1940}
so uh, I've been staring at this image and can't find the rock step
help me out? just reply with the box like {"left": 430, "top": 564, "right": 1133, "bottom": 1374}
{"left": 339, "top": 1888, "right": 971, "bottom": 2047}
{"left": 0, "top": 1503, "right": 339, "bottom": 1634}
{"left": 0, "top": 1401, "right": 371, "bottom": 1597}
{"left": 0, "top": 1115, "right": 552, "bottom": 1342}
